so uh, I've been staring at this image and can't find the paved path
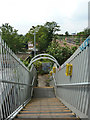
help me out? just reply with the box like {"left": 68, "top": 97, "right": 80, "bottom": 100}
{"left": 38, "top": 74, "right": 49, "bottom": 87}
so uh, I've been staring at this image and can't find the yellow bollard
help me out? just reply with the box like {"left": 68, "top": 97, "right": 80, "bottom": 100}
{"left": 50, "top": 71, "right": 53, "bottom": 76}
{"left": 53, "top": 67, "right": 56, "bottom": 73}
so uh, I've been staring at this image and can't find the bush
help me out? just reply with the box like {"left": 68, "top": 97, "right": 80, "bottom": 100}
{"left": 47, "top": 41, "right": 77, "bottom": 65}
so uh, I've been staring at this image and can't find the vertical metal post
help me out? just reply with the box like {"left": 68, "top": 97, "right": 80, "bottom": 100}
{"left": 34, "top": 31, "right": 36, "bottom": 56}
{"left": 88, "top": 1, "right": 90, "bottom": 28}
{"left": 0, "top": 35, "right": 3, "bottom": 119}
{"left": 0, "top": 35, "right": 2, "bottom": 79}
{"left": 87, "top": 36, "right": 90, "bottom": 119}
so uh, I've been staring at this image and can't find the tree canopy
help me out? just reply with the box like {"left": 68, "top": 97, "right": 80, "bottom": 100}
{"left": 47, "top": 41, "right": 77, "bottom": 65}
{"left": 77, "top": 28, "right": 90, "bottom": 37}
{"left": 0, "top": 23, "right": 27, "bottom": 53}
{"left": 0, "top": 22, "right": 80, "bottom": 65}
{"left": 26, "top": 21, "right": 60, "bottom": 52}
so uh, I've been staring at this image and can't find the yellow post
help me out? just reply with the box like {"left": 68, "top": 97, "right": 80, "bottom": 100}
{"left": 50, "top": 71, "right": 53, "bottom": 76}
{"left": 65, "top": 63, "right": 73, "bottom": 76}
{"left": 53, "top": 67, "right": 56, "bottom": 73}
{"left": 65, "top": 63, "right": 69, "bottom": 76}
{"left": 69, "top": 64, "right": 73, "bottom": 76}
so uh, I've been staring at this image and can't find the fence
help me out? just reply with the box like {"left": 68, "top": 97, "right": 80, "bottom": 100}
{"left": 53, "top": 36, "right": 90, "bottom": 119}
{"left": 0, "top": 36, "right": 37, "bottom": 120}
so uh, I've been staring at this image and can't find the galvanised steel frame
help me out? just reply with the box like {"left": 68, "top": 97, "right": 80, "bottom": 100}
{"left": 0, "top": 36, "right": 37, "bottom": 120}
{"left": 28, "top": 54, "right": 60, "bottom": 68}
{"left": 52, "top": 36, "right": 90, "bottom": 119}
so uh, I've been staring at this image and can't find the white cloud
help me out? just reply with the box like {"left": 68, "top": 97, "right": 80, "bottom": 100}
{"left": 0, "top": 0, "right": 89, "bottom": 34}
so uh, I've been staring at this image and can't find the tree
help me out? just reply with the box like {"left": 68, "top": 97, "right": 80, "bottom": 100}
{"left": 47, "top": 41, "right": 77, "bottom": 65}
{"left": 44, "top": 21, "right": 60, "bottom": 41}
{"left": 26, "top": 21, "right": 60, "bottom": 52}
{"left": 65, "top": 31, "right": 69, "bottom": 36}
{"left": 37, "top": 26, "right": 49, "bottom": 51}
{"left": 0, "top": 23, "right": 26, "bottom": 53}
{"left": 77, "top": 28, "right": 90, "bottom": 37}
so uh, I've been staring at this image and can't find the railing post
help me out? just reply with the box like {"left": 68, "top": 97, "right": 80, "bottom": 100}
{"left": 0, "top": 35, "right": 3, "bottom": 119}
{"left": 87, "top": 36, "right": 90, "bottom": 120}
{"left": 52, "top": 36, "right": 90, "bottom": 119}
{"left": 0, "top": 35, "right": 37, "bottom": 119}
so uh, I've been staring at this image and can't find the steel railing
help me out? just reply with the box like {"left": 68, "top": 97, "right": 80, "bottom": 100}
{"left": 52, "top": 36, "right": 90, "bottom": 119}
{"left": 0, "top": 36, "right": 37, "bottom": 120}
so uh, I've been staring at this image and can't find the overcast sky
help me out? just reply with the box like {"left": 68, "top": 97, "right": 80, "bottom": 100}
{"left": 0, "top": 0, "right": 89, "bottom": 35}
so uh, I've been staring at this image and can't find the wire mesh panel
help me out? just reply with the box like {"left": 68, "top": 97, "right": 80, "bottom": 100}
{"left": 0, "top": 36, "right": 37, "bottom": 120}
{"left": 54, "top": 36, "right": 90, "bottom": 118}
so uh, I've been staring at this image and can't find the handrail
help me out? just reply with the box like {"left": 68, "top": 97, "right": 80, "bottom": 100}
{"left": 31, "top": 76, "right": 36, "bottom": 97}
{"left": 30, "top": 53, "right": 57, "bottom": 62}
{"left": 52, "top": 36, "right": 90, "bottom": 119}
{"left": 56, "top": 82, "right": 90, "bottom": 87}
{"left": 28, "top": 56, "right": 60, "bottom": 68}
{"left": 6, "top": 75, "right": 37, "bottom": 120}
{"left": 0, "top": 36, "right": 37, "bottom": 120}
{"left": 0, "top": 36, "right": 30, "bottom": 72}
{"left": 0, "top": 79, "right": 33, "bottom": 87}
{"left": 61, "top": 36, "right": 90, "bottom": 69}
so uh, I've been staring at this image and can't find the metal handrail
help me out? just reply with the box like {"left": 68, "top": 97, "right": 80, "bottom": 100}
{"left": 56, "top": 82, "right": 90, "bottom": 87}
{"left": 0, "top": 36, "right": 37, "bottom": 120}
{"left": 1, "top": 40, "right": 30, "bottom": 72}
{"left": 30, "top": 53, "right": 57, "bottom": 62}
{"left": 52, "top": 36, "right": 90, "bottom": 119}
{"left": 6, "top": 75, "right": 37, "bottom": 120}
{"left": 28, "top": 56, "right": 60, "bottom": 68}
{"left": 0, "top": 79, "right": 33, "bottom": 86}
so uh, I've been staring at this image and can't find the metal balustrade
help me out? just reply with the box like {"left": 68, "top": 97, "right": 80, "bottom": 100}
{"left": 0, "top": 34, "right": 90, "bottom": 120}
{"left": 52, "top": 36, "right": 90, "bottom": 119}
{"left": 0, "top": 36, "right": 37, "bottom": 120}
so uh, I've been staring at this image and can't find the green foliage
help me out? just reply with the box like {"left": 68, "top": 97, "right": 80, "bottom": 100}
{"left": 47, "top": 41, "right": 77, "bottom": 65}
{"left": 63, "top": 42, "right": 67, "bottom": 45}
{"left": 65, "top": 31, "right": 69, "bottom": 36}
{"left": 26, "top": 21, "right": 60, "bottom": 52}
{"left": 77, "top": 28, "right": 90, "bottom": 37}
{"left": 71, "top": 46, "right": 77, "bottom": 54}
{"left": 33, "top": 60, "right": 52, "bottom": 75}
{"left": 23, "top": 60, "right": 29, "bottom": 67}
{"left": 0, "top": 23, "right": 27, "bottom": 53}
{"left": 33, "top": 61, "right": 43, "bottom": 74}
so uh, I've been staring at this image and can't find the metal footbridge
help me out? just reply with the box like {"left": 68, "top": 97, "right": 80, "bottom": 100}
{"left": 0, "top": 36, "right": 90, "bottom": 120}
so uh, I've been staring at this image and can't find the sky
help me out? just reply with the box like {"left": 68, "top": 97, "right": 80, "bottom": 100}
{"left": 0, "top": 0, "right": 89, "bottom": 35}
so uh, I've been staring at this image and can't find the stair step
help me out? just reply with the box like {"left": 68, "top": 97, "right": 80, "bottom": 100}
{"left": 19, "top": 110, "right": 72, "bottom": 114}
{"left": 14, "top": 87, "right": 79, "bottom": 119}
{"left": 33, "top": 87, "right": 55, "bottom": 98}
{"left": 14, "top": 117, "right": 80, "bottom": 120}
{"left": 16, "top": 113, "right": 76, "bottom": 118}
{"left": 23, "top": 107, "right": 69, "bottom": 111}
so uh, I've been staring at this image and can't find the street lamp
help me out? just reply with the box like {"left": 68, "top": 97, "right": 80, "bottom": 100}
{"left": 32, "top": 26, "right": 36, "bottom": 56}
{"left": 34, "top": 31, "right": 36, "bottom": 56}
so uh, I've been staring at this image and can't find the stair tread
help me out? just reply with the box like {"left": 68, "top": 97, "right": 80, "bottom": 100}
{"left": 14, "top": 87, "right": 77, "bottom": 119}
{"left": 14, "top": 117, "right": 80, "bottom": 120}
{"left": 19, "top": 110, "right": 72, "bottom": 114}
{"left": 17, "top": 113, "right": 76, "bottom": 118}
{"left": 23, "top": 108, "right": 69, "bottom": 110}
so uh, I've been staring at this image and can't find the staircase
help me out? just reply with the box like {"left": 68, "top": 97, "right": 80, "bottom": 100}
{"left": 14, "top": 87, "right": 80, "bottom": 120}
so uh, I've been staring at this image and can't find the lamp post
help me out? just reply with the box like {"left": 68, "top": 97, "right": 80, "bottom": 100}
{"left": 32, "top": 26, "right": 36, "bottom": 56}
{"left": 34, "top": 31, "right": 36, "bottom": 56}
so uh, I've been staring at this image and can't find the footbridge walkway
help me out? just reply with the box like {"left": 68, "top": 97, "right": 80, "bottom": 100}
{"left": 0, "top": 36, "right": 90, "bottom": 120}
